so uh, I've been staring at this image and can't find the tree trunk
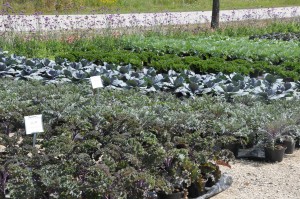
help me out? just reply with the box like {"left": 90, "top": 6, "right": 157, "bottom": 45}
{"left": 211, "top": 0, "right": 220, "bottom": 29}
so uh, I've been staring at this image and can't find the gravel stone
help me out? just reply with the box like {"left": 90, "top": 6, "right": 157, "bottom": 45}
{"left": 212, "top": 149, "right": 300, "bottom": 199}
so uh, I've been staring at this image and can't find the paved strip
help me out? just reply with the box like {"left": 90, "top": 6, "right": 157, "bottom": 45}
{"left": 0, "top": 6, "right": 299, "bottom": 32}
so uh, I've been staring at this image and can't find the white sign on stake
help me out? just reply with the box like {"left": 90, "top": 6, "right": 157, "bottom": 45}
{"left": 90, "top": 76, "right": 103, "bottom": 89}
{"left": 24, "top": 114, "right": 44, "bottom": 135}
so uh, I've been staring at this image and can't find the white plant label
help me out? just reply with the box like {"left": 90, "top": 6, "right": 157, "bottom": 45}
{"left": 24, "top": 115, "right": 44, "bottom": 134}
{"left": 90, "top": 76, "right": 103, "bottom": 89}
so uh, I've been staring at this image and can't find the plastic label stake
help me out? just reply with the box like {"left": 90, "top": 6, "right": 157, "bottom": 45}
{"left": 90, "top": 76, "right": 103, "bottom": 89}
{"left": 24, "top": 114, "right": 44, "bottom": 147}
{"left": 90, "top": 76, "right": 103, "bottom": 104}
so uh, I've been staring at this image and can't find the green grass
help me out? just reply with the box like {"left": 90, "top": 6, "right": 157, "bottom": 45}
{"left": 1, "top": 20, "right": 299, "bottom": 60}
{"left": 1, "top": 0, "right": 300, "bottom": 14}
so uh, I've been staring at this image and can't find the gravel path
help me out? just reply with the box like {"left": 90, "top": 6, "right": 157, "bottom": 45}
{"left": 0, "top": 6, "right": 299, "bottom": 32}
{"left": 212, "top": 149, "right": 300, "bottom": 199}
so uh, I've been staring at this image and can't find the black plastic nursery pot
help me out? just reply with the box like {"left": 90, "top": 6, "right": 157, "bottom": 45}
{"left": 295, "top": 137, "right": 300, "bottom": 148}
{"left": 282, "top": 140, "right": 296, "bottom": 154}
{"left": 157, "top": 191, "right": 183, "bottom": 199}
{"left": 222, "top": 143, "right": 239, "bottom": 157}
{"left": 187, "top": 181, "right": 206, "bottom": 198}
{"left": 264, "top": 146, "right": 286, "bottom": 162}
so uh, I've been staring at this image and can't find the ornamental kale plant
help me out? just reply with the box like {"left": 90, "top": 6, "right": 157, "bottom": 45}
{"left": 1, "top": 78, "right": 300, "bottom": 198}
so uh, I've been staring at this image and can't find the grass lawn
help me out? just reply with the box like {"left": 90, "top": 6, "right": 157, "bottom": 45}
{"left": 1, "top": 0, "right": 300, "bottom": 14}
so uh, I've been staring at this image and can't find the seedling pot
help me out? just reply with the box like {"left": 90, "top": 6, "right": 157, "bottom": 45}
{"left": 222, "top": 143, "right": 239, "bottom": 157}
{"left": 264, "top": 146, "right": 286, "bottom": 162}
{"left": 157, "top": 191, "right": 183, "bottom": 199}
{"left": 282, "top": 140, "right": 295, "bottom": 154}
{"left": 187, "top": 180, "right": 207, "bottom": 198}
{"left": 295, "top": 137, "right": 300, "bottom": 148}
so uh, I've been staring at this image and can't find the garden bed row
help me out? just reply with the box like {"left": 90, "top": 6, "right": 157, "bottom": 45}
{"left": 249, "top": 32, "right": 300, "bottom": 41}
{"left": 56, "top": 49, "right": 300, "bottom": 81}
{"left": 123, "top": 35, "right": 300, "bottom": 64}
{"left": 1, "top": 50, "right": 300, "bottom": 100}
{"left": 1, "top": 28, "right": 300, "bottom": 198}
{"left": 1, "top": 79, "right": 300, "bottom": 198}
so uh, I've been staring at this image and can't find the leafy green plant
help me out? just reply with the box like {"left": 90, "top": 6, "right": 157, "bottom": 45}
{"left": 259, "top": 118, "right": 290, "bottom": 149}
{"left": 3, "top": 77, "right": 300, "bottom": 197}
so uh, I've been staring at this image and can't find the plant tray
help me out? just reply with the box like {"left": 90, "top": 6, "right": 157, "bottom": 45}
{"left": 237, "top": 147, "right": 265, "bottom": 160}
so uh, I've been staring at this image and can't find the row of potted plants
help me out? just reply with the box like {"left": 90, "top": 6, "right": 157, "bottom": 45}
{"left": 222, "top": 117, "right": 300, "bottom": 162}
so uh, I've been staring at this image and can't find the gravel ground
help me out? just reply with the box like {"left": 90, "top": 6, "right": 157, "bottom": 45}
{"left": 212, "top": 149, "right": 300, "bottom": 199}
{"left": 1, "top": 7, "right": 299, "bottom": 32}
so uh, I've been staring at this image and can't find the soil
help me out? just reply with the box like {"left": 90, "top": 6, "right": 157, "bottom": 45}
{"left": 212, "top": 149, "right": 300, "bottom": 199}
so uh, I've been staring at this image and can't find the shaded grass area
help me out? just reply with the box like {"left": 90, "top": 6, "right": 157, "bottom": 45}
{"left": 0, "top": 0, "right": 300, "bottom": 14}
